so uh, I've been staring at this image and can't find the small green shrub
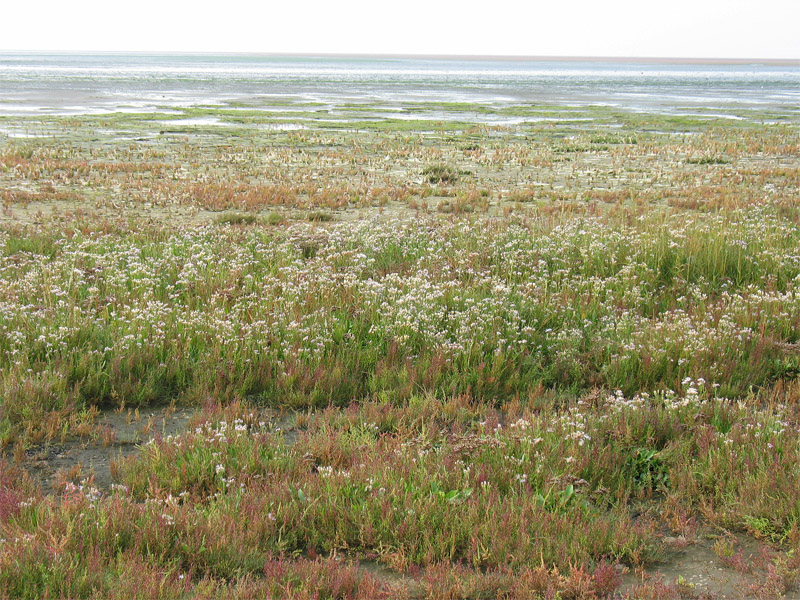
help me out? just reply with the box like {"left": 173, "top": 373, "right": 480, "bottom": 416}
{"left": 213, "top": 212, "right": 258, "bottom": 225}
{"left": 422, "top": 164, "right": 459, "bottom": 184}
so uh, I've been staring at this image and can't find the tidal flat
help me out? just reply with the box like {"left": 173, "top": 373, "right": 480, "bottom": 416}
{"left": 1, "top": 93, "right": 800, "bottom": 598}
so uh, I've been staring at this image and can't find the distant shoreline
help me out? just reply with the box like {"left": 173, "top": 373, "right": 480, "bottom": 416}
{"left": 2, "top": 50, "right": 798, "bottom": 65}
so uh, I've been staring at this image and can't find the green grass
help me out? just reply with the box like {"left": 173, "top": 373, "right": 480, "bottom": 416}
{"left": 0, "top": 207, "right": 798, "bottom": 443}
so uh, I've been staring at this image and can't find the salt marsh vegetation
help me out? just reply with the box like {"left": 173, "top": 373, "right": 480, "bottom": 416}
{"left": 1, "top": 98, "right": 799, "bottom": 598}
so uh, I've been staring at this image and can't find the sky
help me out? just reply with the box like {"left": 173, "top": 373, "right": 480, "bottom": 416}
{"left": 3, "top": 0, "right": 799, "bottom": 59}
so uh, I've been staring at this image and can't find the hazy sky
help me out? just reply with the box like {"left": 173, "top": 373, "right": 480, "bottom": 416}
{"left": 4, "top": 0, "right": 799, "bottom": 59}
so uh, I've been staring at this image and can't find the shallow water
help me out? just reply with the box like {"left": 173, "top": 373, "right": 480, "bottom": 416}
{"left": 1, "top": 53, "right": 799, "bottom": 119}
{"left": 157, "top": 116, "right": 234, "bottom": 127}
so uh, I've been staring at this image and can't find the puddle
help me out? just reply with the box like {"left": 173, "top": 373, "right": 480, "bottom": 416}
{"left": 621, "top": 531, "right": 800, "bottom": 599}
{"left": 258, "top": 123, "right": 307, "bottom": 131}
{"left": 15, "top": 405, "right": 198, "bottom": 493}
{"left": 7, "top": 405, "right": 306, "bottom": 495}
{"left": 157, "top": 117, "right": 234, "bottom": 127}
{"left": 358, "top": 560, "right": 424, "bottom": 598}
{"left": 0, "top": 128, "right": 53, "bottom": 138}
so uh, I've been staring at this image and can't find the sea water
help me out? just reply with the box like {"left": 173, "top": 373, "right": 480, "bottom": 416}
{"left": 0, "top": 53, "right": 798, "bottom": 119}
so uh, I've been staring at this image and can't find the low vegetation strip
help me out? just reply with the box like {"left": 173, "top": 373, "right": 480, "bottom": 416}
{"left": 2, "top": 391, "right": 800, "bottom": 598}
{"left": 1, "top": 209, "right": 799, "bottom": 446}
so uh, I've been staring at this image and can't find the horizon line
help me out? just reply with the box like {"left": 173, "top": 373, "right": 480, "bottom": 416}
{"left": 1, "top": 50, "right": 799, "bottom": 65}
